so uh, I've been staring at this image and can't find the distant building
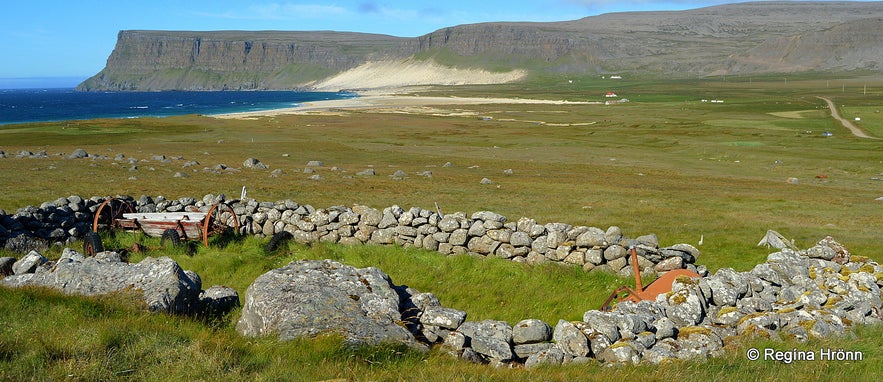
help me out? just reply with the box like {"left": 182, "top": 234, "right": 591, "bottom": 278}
{"left": 605, "top": 91, "right": 618, "bottom": 98}
{"left": 610, "top": 75, "right": 623, "bottom": 79}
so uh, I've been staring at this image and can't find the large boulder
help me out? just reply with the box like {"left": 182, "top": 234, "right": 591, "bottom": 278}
{"left": 236, "top": 259, "right": 423, "bottom": 349}
{"left": 0, "top": 250, "right": 200, "bottom": 314}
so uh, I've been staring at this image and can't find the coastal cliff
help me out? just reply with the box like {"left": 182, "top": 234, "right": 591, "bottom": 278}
{"left": 79, "top": 2, "right": 883, "bottom": 91}
{"left": 78, "top": 31, "right": 406, "bottom": 91}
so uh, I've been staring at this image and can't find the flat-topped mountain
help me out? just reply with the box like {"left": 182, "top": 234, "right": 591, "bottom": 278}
{"left": 78, "top": 1, "right": 883, "bottom": 91}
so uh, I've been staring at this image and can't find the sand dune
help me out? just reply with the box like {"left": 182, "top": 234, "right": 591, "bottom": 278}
{"left": 310, "top": 59, "right": 527, "bottom": 91}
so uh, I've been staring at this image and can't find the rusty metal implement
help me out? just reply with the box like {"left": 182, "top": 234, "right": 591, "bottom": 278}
{"left": 600, "top": 246, "right": 701, "bottom": 311}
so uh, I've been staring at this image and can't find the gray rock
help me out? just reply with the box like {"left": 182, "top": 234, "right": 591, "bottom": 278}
{"left": 306, "top": 160, "right": 324, "bottom": 167}
{"left": 597, "top": 341, "right": 640, "bottom": 364}
{"left": 815, "top": 236, "right": 850, "bottom": 264}
{"left": 4, "top": 234, "right": 48, "bottom": 254}
{"left": 68, "top": 149, "right": 89, "bottom": 159}
{"left": 420, "top": 307, "right": 467, "bottom": 330}
{"left": 467, "top": 221, "right": 487, "bottom": 237}
{"left": 524, "top": 346, "right": 566, "bottom": 368}
{"left": 705, "top": 276, "right": 739, "bottom": 306}
{"left": 199, "top": 285, "right": 240, "bottom": 316}
{"left": 509, "top": 231, "right": 532, "bottom": 247}
{"left": 576, "top": 230, "right": 606, "bottom": 248}
{"left": 806, "top": 245, "right": 836, "bottom": 261}
{"left": 603, "top": 244, "right": 628, "bottom": 261}
{"left": 449, "top": 229, "right": 469, "bottom": 246}
{"left": 470, "top": 336, "right": 513, "bottom": 361}
{"left": 636, "top": 234, "right": 659, "bottom": 248}
{"left": 0, "top": 255, "right": 200, "bottom": 314}
{"left": 356, "top": 168, "right": 376, "bottom": 176}
{"left": 441, "top": 331, "right": 468, "bottom": 353}
{"left": 653, "top": 317, "right": 677, "bottom": 340}
{"left": 512, "top": 319, "right": 552, "bottom": 344}
{"left": 513, "top": 342, "right": 554, "bottom": 359}
{"left": 458, "top": 320, "right": 513, "bottom": 344}
{"left": 480, "top": 177, "right": 493, "bottom": 185}
{"left": 243, "top": 158, "right": 268, "bottom": 170}
{"left": 236, "top": 259, "right": 422, "bottom": 348}
{"left": 11, "top": 251, "right": 47, "bottom": 274}
{"left": 751, "top": 263, "right": 783, "bottom": 286}
{"left": 582, "top": 310, "right": 621, "bottom": 343}
{"left": 665, "top": 286, "right": 706, "bottom": 327}
{"left": 643, "top": 346, "right": 677, "bottom": 364}
{"left": 736, "top": 297, "right": 773, "bottom": 313}
{"left": 370, "top": 228, "right": 395, "bottom": 244}
{"left": 553, "top": 320, "right": 590, "bottom": 357}
{"left": 471, "top": 211, "right": 506, "bottom": 223}
{"left": 460, "top": 348, "right": 487, "bottom": 364}
{"left": 353, "top": 205, "right": 382, "bottom": 226}
{"left": 655, "top": 256, "right": 684, "bottom": 271}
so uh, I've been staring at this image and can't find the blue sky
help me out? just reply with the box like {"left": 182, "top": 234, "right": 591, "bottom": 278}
{"left": 0, "top": 0, "right": 839, "bottom": 86}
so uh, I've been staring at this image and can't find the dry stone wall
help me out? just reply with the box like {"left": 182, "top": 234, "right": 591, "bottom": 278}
{"left": 0, "top": 193, "right": 705, "bottom": 278}
{"left": 1, "top": 194, "right": 881, "bottom": 367}
{"left": 236, "top": 237, "right": 882, "bottom": 366}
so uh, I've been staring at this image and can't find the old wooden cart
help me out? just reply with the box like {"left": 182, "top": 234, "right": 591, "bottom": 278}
{"left": 84, "top": 197, "right": 240, "bottom": 256}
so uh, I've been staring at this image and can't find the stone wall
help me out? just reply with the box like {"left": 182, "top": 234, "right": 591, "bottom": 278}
{"left": 1, "top": 194, "right": 880, "bottom": 367}
{"left": 0, "top": 193, "right": 704, "bottom": 278}
{"left": 403, "top": 236, "right": 882, "bottom": 366}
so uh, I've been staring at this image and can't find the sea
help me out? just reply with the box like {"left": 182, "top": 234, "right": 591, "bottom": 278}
{"left": 0, "top": 88, "right": 357, "bottom": 125}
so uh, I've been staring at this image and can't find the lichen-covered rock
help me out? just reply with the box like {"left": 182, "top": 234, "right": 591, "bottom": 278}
{"left": 525, "top": 346, "right": 565, "bottom": 368}
{"left": 664, "top": 282, "right": 706, "bottom": 327}
{"left": 236, "top": 259, "right": 423, "bottom": 349}
{"left": 512, "top": 318, "right": 552, "bottom": 344}
{"left": 597, "top": 341, "right": 640, "bottom": 364}
{"left": 198, "top": 285, "right": 240, "bottom": 316}
{"left": 0, "top": 253, "right": 200, "bottom": 314}
{"left": 553, "top": 320, "right": 590, "bottom": 357}
{"left": 420, "top": 307, "right": 467, "bottom": 330}
{"left": 11, "top": 251, "right": 47, "bottom": 275}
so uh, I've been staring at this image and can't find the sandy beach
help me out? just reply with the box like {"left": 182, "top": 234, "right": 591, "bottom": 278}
{"left": 212, "top": 93, "right": 601, "bottom": 119}
{"left": 207, "top": 58, "right": 602, "bottom": 119}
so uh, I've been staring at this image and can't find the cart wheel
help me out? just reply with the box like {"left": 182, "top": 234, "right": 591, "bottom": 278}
{"left": 203, "top": 202, "right": 240, "bottom": 246}
{"left": 92, "top": 197, "right": 135, "bottom": 232}
{"left": 160, "top": 229, "right": 181, "bottom": 247}
{"left": 83, "top": 232, "right": 104, "bottom": 256}
{"left": 265, "top": 231, "right": 293, "bottom": 252}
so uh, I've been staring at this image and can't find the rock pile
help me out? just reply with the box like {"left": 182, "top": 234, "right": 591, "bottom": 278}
{"left": 0, "top": 196, "right": 99, "bottom": 253}
{"left": 237, "top": 237, "right": 881, "bottom": 366}
{"left": 0, "top": 248, "right": 239, "bottom": 315}
{"left": 0, "top": 194, "right": 704, "bottom": 278}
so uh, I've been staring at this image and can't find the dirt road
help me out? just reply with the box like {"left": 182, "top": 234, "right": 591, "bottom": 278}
{"left": 816, "top": 96, "right": 879, "bottom": 139}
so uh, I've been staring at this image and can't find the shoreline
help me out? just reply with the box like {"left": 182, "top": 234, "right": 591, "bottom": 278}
{"left": 211, "top": 93, "right": 602, "bottom": 119}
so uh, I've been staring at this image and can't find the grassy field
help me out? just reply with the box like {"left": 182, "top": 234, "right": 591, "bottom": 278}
{"left": 0, "top": 75, "right": 881, "bottom": 380}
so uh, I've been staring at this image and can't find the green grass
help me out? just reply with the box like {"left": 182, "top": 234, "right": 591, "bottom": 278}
{"left": 2, "top": 244, "right": 881, "bottom": 381}
{"left": 1, "top": 75, "right": 882, "bottom": 379}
